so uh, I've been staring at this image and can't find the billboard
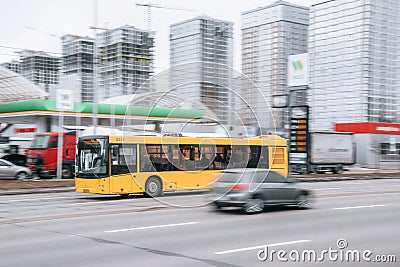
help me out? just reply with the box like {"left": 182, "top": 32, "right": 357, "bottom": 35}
{"left": 56, "top": 89, "right": 74, "bottom": 111}
{"left": 288, "top": 53, "right": 309, "bottom": 86}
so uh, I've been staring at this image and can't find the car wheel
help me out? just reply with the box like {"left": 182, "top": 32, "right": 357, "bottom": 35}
{"left": 296, "top": 193, "right": 313, "bottom": 209}
{"left": 301, "top": 166, "right": 309, "bottom": 175}
{"left": 16, "top": 172, "right": 29, "bottom": 180}
{"left": 62, "top": 165, "right": 73, "bottom": 179}
{"left": 213, "top": 202, "right": 222, "bottom": 210}
{"left": 242, "top": 197, "right": 264, "bottom": 214}
{"left": 332, "top": 165, "right": 343, "bottom": 174}
{"left": 145, "top": 176, "right": 163, "bottom": 197}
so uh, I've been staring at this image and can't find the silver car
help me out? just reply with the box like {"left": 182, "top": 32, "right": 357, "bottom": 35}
{"left": 0, "top": 159, "right": 32, "bottom": 180}
{"left": 210, "top": 168, "right": 314, "bottom": 214}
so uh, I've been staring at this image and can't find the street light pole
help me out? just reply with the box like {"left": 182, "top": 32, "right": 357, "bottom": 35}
{"left": 92, "top": 0, "right": 98, "bottom": 135}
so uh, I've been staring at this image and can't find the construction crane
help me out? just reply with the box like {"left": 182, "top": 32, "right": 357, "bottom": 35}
{"left": 25, "top": 26, "right": 61, "bottom": 40}
{"left": 135, "top": 2, "right": 198, "bottom": 30}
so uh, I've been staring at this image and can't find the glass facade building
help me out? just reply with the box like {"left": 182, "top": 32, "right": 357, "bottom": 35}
{"left": 170, "top": 16, "right": 234, "bottom": 125}
{"left": 241, "top": 1, "right": 309, "bottom": 134}
{"left": 309, "top": 0, "right": 400, "bottom": 130}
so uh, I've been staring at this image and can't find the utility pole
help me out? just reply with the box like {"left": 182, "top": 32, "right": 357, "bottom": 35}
{"left": 135, "top": 2, "right": 197, "bottom": 30}
{"left": 93, "top": 0, "right": 99, "bottom": 135}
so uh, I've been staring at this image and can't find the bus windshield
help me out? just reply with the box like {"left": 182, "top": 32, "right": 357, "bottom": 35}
{"left": 30, "top": 135, "right": 50, "bottom": 149}
{"left": 76, "top": 137, "right": 108, "bottom": 178}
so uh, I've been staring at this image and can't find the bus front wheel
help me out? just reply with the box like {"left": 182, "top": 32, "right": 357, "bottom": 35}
{"left": 145, "top": 176, "right": 163, "bottom": 197}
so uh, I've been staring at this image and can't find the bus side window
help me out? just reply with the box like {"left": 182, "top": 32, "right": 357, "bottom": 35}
{"left": 111, "top": 145, "right": 119, "bottom": 175}
{"left": 140, "top": 145, "right": 155, "bottom": 172}
{"left": 120, "top": 145, "right": 137, "bottom": 174}
{"left": 259, "top": 146, "right": 269, "bottom": 168}
{"left": 212, "top": 145, "right": 230, "bottom": 170}
{"left": 247, "top": 146, "right": 260, "bottom": 168}
{"left": 112, "top": 145, "right": 137, "bottom": 175}
{"left": 228, "top": 145, "right": 249, "bottom": 168}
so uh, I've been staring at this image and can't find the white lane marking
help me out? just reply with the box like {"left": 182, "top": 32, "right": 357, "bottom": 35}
{"left": 105, "top": 221, "right": 198, "bottom": 233}
{"left": 65, "top": 202, "right": 93, "bottom": 206}
{"left": 344, "top": 181, "right": 372, "bottom": 185}
{"left": 333, "top": 204, "right": 386, "bottom": 210}
{"left": 215, "top": 240, "right": 311, "bottom": 255}
{"left": 313, "top": 187, "right": 341, "bottom": 191}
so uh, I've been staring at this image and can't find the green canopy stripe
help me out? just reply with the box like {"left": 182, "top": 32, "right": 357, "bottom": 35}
{"left": 0, "top": 99, "right": 204, "bottom": 119}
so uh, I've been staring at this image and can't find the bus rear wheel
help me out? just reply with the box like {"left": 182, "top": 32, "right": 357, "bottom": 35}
{"left": 145, "top": 176, "right": 163, "bottom": 197}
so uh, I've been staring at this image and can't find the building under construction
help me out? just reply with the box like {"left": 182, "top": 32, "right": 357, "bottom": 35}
{"left": 96, "top": 25, "right": 155, "bottom": 101}
{"left": 61, "top": 35, "right": 94, "bottom": 102}
{"left": 19, "top": 50, "right": 60, "bottom": 100}
{"left": 0, "top": 60, "right": 20, "bottom": 74}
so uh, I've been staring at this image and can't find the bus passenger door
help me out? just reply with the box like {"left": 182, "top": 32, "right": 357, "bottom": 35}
{"left": 110, "top": 145, "right": 138, "bottom": 194}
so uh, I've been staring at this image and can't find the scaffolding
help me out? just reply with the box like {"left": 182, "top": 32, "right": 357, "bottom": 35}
{"left": 61, "top": 35, "right": 94, "bottom": 102}
{"left": 96, "top": 25, "right": 155, "bottom": 100}
{"left": 19, "top": 50, "right": 60, "bottom": 95}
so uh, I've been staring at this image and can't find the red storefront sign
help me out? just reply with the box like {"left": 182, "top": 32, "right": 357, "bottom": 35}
{"left": 335, "top": 122, "right": 400, "bottom": 135}
{"left": 14, "top": 128, "right": 36, "bottom": 133}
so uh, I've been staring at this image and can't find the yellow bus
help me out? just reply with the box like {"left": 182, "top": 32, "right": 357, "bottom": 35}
{"left": 75, "top": 135, "right": 288, "bottom": 197}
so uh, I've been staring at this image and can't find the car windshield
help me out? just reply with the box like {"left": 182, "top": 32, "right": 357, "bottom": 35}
{"left": 76, "top": 137, "right": 108, "bottom": 178}
{"left": 30, "top": 135, "right": 50, "bottom": 149}
{"left": 217, "top": 171, "right": 253, "bottom": 183}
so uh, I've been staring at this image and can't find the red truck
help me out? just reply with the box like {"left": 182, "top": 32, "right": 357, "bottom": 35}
{"left": 26, "top": 131, "right": 76, "bottom": 179}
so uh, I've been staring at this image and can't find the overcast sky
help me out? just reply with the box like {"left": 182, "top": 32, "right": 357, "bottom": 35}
{"left": 0, "top": 0, "right": 311, "bottom": 73}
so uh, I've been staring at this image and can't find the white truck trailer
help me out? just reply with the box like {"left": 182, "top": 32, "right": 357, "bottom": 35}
{"left": 291, "top": 132, "right": 355, "bottom": 174}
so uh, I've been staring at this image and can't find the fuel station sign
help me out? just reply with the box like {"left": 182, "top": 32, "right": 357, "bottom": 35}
{"left": 290, "top": 106, "right": 309, "bottom": 164}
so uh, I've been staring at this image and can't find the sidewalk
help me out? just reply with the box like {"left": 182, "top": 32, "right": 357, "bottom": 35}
{"left": 0, "top": 186, "right": 75, "bottom": 196}
{"left": 0, "top": 179, "right": 75, "bottom": 195}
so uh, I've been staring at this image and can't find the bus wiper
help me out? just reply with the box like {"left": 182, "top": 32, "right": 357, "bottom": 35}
{"left": 77, "top": 171, "right": 99, "bottom": 179}
{"left": 86, "top": 171, "right": 99, "bottom": 179}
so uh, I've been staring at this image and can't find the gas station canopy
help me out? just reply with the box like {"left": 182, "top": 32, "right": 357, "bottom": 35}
{"left": 0, "top": 99, "right": 205, "bottom": 125}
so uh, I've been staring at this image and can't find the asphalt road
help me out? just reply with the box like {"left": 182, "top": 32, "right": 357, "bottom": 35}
{"left": 0, "top": 179, "right": 399, "bottom": 267}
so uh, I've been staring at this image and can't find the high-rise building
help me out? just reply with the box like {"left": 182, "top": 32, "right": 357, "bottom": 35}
{"left": 19, "top": 50, "right": 60, "bottom": 99}
{"left": 97, "top": 25, "right": 154, "bottom": 100}
{"left": 309, "top": 0, "right": 400, "bottom": 130}
{"left": 61, "top": 34, "right": 94, "bottom": 102}
{"left": 0, "top": 60, "right": 20, "bottom": 74}
{"left": 170, "top": 16, "right": 234, "bottom": 125}
{"left": 241, "top": 1, "right": 309, "bottom": 134}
